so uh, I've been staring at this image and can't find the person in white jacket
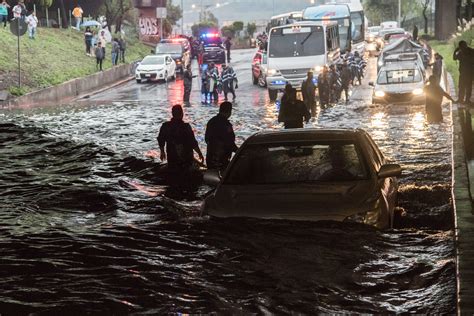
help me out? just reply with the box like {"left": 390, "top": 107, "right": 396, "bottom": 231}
{"left": 26, "top": 11, "right": 38, "bottom": 39}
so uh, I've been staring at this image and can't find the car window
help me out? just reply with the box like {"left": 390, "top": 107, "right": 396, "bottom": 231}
{"left": 141, "top": 56, "right": 165, "bottom": 65}
{"left": 377, "top": 68, "right": 421, "bottom": 84}
{"left": 363, "top": 133, "right": 384, "bottom": 170}
{"left": 225, "top": 141, "right": 369, "bottom": 185}
{"left": 156, "top": 44, "right": 182, "bottom": 54}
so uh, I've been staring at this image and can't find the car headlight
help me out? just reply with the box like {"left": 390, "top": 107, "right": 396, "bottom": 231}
{"left": 374, "top": 90, "right": 385, "bottom": 97}
{"left": 313, "top": 65, "right": 323, "bottom": 72}
{"left": 412, "top": 88, "right": 424, "bottom": 95}
{"left": 267, "top": 68, "right": 280, "bottom": 76}
{"left": 344, "top": 207, "right": 381, "bottom": 226}
{"left": 377, "top": 60, "right": 384, "bottom": 67}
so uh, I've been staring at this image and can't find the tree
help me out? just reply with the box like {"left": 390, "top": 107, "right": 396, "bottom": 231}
{"left": 422, "top": 0, "right": 431, "bottom": 34}
{"left": 221, "top": 25, "right": 236, "bottom": 38}
{"left": 232, "top": 21, "right": 244, "bottom": 32}
{"left": 191, "top": 21, "right": 218, "bottom": 38}
{"left": 100, "top": 0, "right": 133, "bottom": 33}
{"left": 32, "top": 0, "right": 53, "bottom": 7}
{"left": 363, "top": 0, "right": 422, "bottom": 26}
{"left": 163, "top": 2, "right": 182, "bottom": 36}
{"left": 247, "top": 22, "right": 257, "bottom": 38}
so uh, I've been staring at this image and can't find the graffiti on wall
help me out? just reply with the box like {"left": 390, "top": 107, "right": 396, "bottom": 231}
{"left": 139, "top": 17, "right": 159, "bottom": 35}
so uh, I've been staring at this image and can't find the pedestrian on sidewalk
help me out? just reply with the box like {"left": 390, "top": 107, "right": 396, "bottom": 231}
{"left": 423, "top": 75, "right": 454, "bottom": 123}
{"left": 12, "top": 1, "right": 25, "bottom": 20}
{"left": 72, "top": 5, "right": 83, "bottom": 30}
{"left": 26, "top": 11, "right": 38, "bottom": 39}
{"left": 118, "top": 37, "right": 126, "bottom": 63}
{"left": 95, "top": 42, "right": 105, "bottom": 71}
{"left": 84, "top": 26, "right": 93, "bottom": 56}
{"left": 99, "top": 29, "right": 107, "bottom": 57}
{"left": 0, "top": 1, "right": 10, "bottom": 28}
{"left": 453, "top": 40, "right": 474, "bottom": 105}
{"left": 111, "top": 38, "right": 120, "bottom": 66}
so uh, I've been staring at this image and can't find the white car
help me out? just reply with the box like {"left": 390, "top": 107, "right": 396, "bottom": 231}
{"left": 135, "top": 55, "right": 176, "bottom": 83}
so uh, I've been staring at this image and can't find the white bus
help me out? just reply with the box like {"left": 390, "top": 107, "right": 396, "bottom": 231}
{"left": 269, "top": 11, "right": 303, "bottom": 29}
{"left": 302, "top": 4, "right": 352, "bottom": 53}
{"left": 326, "top": 0, "right": 365, "bottom": 55}
{"left": 266, "top": 21, "right": 341, "bottom": 101}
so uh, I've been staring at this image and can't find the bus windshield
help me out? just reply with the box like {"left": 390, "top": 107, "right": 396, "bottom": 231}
{"left": 269, "top": 28, "right": 325, "bottom": 58}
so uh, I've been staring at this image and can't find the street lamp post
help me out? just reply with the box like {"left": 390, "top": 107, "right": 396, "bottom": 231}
{"left": 398, "top": 0, "right": 401, "bottom": 26}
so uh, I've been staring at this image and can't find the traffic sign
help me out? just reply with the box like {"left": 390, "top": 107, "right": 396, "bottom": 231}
{"left": 156, "top": 7, "right": 167, "bottom": 18}
{"left": 10, "top": 18, "right": 28, "bottom": 37}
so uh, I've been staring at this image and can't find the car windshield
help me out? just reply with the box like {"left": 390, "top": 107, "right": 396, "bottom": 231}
{"left": 377, "top": 68, "right": 421, "bottom": 84}
{"left": 141, "top": 56, "right": 165, "bottom": 65}
{"left": 156, "top": 44, "right": 182, "bottom": 54}
{"left": 225, "top": 141, "right": 369, "bottom": 185}
{"left": 269, "top": 28, "right": 325, "bottom": 58}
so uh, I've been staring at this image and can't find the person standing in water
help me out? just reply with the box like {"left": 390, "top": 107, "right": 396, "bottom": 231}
{"left": 423, "top": 75, "right": 454, "bottom": 123}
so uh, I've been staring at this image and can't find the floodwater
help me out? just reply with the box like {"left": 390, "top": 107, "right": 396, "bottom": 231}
{"left": 0, "top": 52, "right": 456, "bottom": 313}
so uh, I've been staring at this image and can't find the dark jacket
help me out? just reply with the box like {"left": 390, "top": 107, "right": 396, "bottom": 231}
{"left": 205, "top": 114, "right": 238, "bottom": 169}
{"left": 183, "top": 69, "right": 193, "bottom": 88}
{"left": 95, "top": 46, "right": 104, "bottom": 59}
{"left": 453, "top": 47, "right": 474, "bottom": 73}
{"left": 301, "top": 78, "right": 316, "bottom": 103}
{"left": 158, "top": 118, "right": 200, "bottom": 168}
{"left": 278, "top": 98, "right": 311, "bottom": 129}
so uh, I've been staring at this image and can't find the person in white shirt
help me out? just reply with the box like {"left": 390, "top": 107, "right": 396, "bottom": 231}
{"left": 26, "top": 11, "right": 38, "bottom": 39}
{"left": 12, "top": 1, "right": 24, "bottom": 19}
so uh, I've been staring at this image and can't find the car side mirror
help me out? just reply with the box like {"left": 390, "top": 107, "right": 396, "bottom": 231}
{"left": 378, "top": 164, "right": 402, "bottom": 178}
{"left": 204, "top": 169, "right": 221, "bottom": 186}
{"left": 369, "top": 82, "right": 374, "bottom": 87}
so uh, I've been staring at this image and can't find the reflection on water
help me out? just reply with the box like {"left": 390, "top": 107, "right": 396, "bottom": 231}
{"left": 0, "top": 81, "right": 455, "bottom": 313}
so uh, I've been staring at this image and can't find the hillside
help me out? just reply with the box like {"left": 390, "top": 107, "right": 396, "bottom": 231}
{"left": 0, "top": 27, "right": 150, "bottom": 96}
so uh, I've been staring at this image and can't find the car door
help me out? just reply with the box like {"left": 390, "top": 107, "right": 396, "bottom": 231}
{"left": 364, "top": 133, "right": 398, "bottom": 214}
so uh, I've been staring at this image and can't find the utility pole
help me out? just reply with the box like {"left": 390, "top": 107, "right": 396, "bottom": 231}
{"left": 181, "top": 0, "right": 184, "bottom": 34}
{"left": 398, "top": 0, "right": 401, "bottom": 27}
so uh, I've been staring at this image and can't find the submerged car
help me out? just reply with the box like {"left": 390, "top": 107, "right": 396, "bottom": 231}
{"left": 371, "top": 62, "right": 426, "bottom": 104}
{"left": 135, "top": 55, "right": 176, "bottom": 83}
{"left": 202, "top": 129, "right": 401, "bottom": 229}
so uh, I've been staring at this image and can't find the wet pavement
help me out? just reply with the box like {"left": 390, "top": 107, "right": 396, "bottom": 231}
{"left": 0, "top": 49, "right": 456, "bottom": 313}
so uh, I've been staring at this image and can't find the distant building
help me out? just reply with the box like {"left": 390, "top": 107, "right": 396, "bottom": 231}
{"left": 133, "top": 0, "right": 167, "bottom": 44}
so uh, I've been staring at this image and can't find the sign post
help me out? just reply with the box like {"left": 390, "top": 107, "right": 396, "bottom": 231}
{"left": 10, "top": 18, "right": 27, "bottom": 89}
{"left": 156, "top": 7, "right": 167, "bottom": 39}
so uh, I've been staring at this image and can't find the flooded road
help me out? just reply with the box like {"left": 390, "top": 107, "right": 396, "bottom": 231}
{"left": 0, "top": 49, "right": 456, "bottom": 313}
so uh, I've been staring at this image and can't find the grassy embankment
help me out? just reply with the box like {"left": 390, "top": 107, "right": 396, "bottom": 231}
{"left": 0, "top": 27, "right": 150, "bottom": 96}
{"left": 429, "top": 27, "right": 474, "bottom": 90}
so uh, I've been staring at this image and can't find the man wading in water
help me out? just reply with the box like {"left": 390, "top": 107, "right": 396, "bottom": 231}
{"left": 158, "top": 104, "right": 204, "bottom": 171}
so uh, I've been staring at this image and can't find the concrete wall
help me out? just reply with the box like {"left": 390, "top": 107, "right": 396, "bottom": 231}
{"left": 1, "top": 64, "right": 133, "bottom": 109}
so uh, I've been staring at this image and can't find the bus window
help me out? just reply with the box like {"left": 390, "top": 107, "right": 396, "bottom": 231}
{"left": 351, "top": 11, "right": 364, "bottom": 43}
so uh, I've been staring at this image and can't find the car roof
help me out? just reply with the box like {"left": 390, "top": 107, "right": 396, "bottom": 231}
{"left": 379, "top": 62, "right": 420, "bottom": 71}
{"left": 144, "top": 54, "right": 167, "bottom": 59}
{"left": 245, "top": 128, "right": 365, "bottom": 145}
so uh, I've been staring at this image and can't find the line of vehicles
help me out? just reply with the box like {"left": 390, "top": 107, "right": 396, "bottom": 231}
{"left": 135, "top": 32, "right": 227, "bottom": 84}
{"left": 366, "top": 22, "right": 431, "bottom": 105}
{"left": 253, "top": 0, "right": 366, "bottom": 101}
